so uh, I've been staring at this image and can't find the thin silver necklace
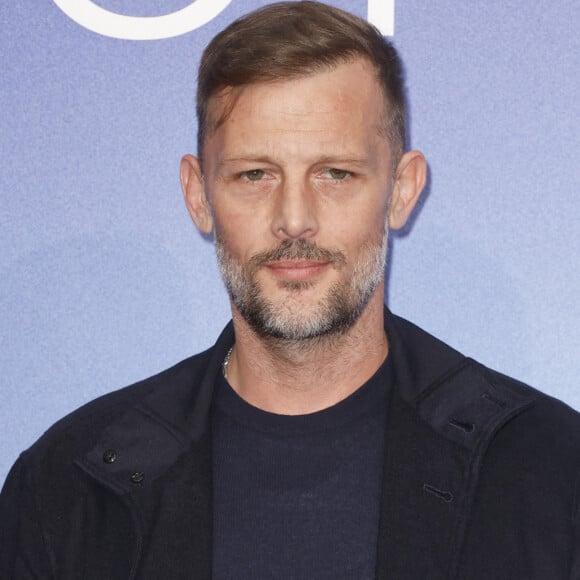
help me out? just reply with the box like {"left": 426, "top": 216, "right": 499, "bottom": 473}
{"left": 222, "top": 346, "right": 233, "bottom": 379}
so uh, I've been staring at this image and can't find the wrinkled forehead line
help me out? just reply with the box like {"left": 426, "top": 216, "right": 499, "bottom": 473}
{"left": 202, "top": 57, "right": 391, "bottom": 146}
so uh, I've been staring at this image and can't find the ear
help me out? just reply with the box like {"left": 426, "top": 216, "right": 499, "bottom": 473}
{"left": 388, "top": 150, "right": 427, "bottom": 230}
{"left": 180, "top": 154, "right": 213, "bottom": 234}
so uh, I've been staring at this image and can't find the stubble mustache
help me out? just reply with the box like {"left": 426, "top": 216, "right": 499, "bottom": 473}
{"left": 247, "top": 239, "right": 346, "bottom": 272}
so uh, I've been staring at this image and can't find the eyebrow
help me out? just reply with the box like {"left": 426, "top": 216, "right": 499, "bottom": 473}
{"left": 219, "top": 155, "right": 371, "bottom": 167}
{"left": 220, "top": 156, "right": 276, "bottom": 165}
{"left": 314, "top": 156, "right": 371, "bottom": 167}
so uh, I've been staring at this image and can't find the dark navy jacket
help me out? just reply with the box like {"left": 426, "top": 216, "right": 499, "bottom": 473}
{"left": 2, "top": 311, "right": 580, "bottom": 579}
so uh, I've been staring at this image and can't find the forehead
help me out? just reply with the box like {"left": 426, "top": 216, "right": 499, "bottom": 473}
{"left": 204, "top": 59, "right": 389, "bottom": 158}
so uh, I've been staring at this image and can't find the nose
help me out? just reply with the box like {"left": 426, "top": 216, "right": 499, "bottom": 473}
{"left": 271, "top": 177, "right": 318, "bottom": 240}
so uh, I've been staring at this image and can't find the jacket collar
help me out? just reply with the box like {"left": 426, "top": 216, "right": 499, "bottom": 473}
{"left": 378, "top": 310, "right": 536, "bottom": 579}
{"left": 74, "top": 324, "right": 232, "bottom": 497}
{"left": 77, "top": 309, "right": 535, "bottom": 495}
{"left": 76, "top": 308, "right": 537, "bottom": 579}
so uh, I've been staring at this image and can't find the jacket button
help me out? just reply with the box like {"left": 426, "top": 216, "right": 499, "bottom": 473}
{"left": 102, "top": 449, "right": 117, "bottom": 464}
{"left": 130, "top": 471, "right": 145, "bottom": 484}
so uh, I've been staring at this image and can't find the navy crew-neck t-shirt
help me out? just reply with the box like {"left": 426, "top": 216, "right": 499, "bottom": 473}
{"left": 211, "top": 355, "right": 392, "bottom": 579}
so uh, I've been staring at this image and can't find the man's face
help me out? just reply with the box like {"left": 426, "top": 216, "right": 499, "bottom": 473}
{"left": 195, "top": 59, "right": 398, "bottom": 340}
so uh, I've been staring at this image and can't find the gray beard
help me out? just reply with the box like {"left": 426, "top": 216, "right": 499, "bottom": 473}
{"left": 215, "top": 231, "right": 388, "bottom": 342}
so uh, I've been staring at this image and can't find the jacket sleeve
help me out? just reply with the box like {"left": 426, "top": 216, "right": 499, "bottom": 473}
{"left": 0, "top": 456, "right": 54, "bottom": 579}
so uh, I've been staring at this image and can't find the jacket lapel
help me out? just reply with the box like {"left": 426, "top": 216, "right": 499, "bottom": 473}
{"left": 132, "top": 431, "right": 213, "bottom": 578}
{"left": 377, "top": 312, "right": 535, "bottom": 579}
{"left": 377, "top": 387, "right": 469, "bottom": 579}
{"left": 75, "top": 322, "right": 235, "bottom": 579}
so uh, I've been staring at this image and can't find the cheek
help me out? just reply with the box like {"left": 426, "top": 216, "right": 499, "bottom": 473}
{"left": 328, "top": 203, "right": 388, "bottom": 248}
{"left": 213, "top": 211, "right": 269, "bottom": 262}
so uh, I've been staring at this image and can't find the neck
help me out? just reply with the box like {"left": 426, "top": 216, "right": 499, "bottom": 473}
{"left": 225, "top": 288, "right": 388, "bottom": 415}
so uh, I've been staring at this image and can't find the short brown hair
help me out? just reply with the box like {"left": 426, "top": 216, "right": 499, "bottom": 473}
{"left": 196, "top": 1, "right": 407, "bottom": 163}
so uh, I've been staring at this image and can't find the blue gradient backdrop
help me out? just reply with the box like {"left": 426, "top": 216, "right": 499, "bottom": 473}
{"left": 1, "top": 0, "right": 579, "bottom": 484}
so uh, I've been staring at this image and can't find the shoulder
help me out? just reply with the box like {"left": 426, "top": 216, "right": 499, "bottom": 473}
{"left": 481, "top": 365, "right": 580, "bottom": 469}
{"left": 460, "top": 368, "right": 580, "bottom": 572}
{"left": 389, "top": 310, "right": 580, "bottom": 436}
{"left": 437, "top": 356, "right": 580, "bottom": 524}
{"left": 468, "top": 360, "right": 580, "bottom": 462}
{"left": 388, "top": 310, "right": 580, "bottom": 475}
{"left": 17, "top": 346, "right": 215, "bottom": 478}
